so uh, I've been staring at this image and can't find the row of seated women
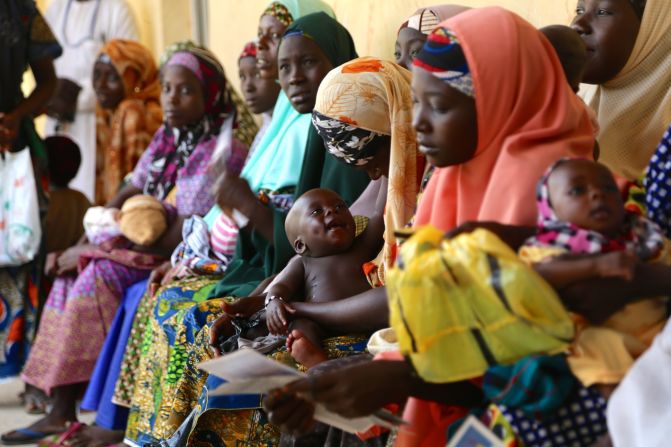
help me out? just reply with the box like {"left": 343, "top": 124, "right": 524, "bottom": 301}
{"left": 3, "top": 0, "right": 671, "bottom": 446}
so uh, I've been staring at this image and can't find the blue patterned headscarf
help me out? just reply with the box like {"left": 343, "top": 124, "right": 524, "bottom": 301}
{"left": 412, "top": 25, "right": 474, "bottom": 98}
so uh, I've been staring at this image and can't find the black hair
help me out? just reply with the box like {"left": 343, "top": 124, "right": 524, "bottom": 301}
{"left": 45, "top": 135, "right": 81, "bottom": 188}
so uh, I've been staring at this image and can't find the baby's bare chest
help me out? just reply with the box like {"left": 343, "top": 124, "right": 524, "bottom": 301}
{"left": 303, "top": 257, "right": 371, "bottom": 302}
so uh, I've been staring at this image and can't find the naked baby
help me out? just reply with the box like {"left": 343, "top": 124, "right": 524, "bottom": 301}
{"left": 264, "top": 188, "right": 383, "bottom": 368}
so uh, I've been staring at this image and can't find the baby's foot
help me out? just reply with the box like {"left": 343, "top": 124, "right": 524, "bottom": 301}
{"left": 287, "top": 329, "right": 327, "bottom": 369}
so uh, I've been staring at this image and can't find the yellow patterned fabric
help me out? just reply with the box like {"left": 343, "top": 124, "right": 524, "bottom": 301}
{"left": 580, "top": 0, "right": 671, "bottom": 179}
{"left": 519, "top": 242, "right": 670, "bottom": 387}
{"left": 386, "top": 226, "right": 574, "bottom": 383}
{"left": 313, "top": 57, "right": 419, "bottom": 285}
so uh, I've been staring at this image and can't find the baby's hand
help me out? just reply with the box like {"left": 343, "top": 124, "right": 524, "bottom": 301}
{"left": 594, "top": 251, "right": 638, "bottom": 281}
{"left": 266, "top": 298, "right": 295, "bottom": 335}
{"left": 108, "top": 207, "right": 121, "bottom": 221}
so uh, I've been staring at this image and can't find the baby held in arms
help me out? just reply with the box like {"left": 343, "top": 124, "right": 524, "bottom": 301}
{"left": 521, "top": 158, "right": 669, "bottom": 397}
{"left": 264, "top": 188, "right": 383, "bottom": 368}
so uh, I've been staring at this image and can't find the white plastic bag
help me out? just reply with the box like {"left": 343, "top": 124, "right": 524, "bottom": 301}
{"left": 0, "top": 148, "right": 42, "bottom": 266}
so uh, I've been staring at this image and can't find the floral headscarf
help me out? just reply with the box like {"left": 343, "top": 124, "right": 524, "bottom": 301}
{"left": 263, "top": 2, "right": 294, "bottom": 27}
{"left": 526, "top": 158, "right": 665, "bottom": 260}
{"left": 312, "top": 57, "right": 418, "bottom": 284}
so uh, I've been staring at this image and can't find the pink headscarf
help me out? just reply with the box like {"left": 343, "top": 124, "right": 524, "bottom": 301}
{"left": 415, "top": 7, "right": 595, "bottom": 231}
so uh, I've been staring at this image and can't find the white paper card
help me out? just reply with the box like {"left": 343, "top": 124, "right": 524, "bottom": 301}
{"left": 199, "top": 349, "right": 391, "bottom": 434}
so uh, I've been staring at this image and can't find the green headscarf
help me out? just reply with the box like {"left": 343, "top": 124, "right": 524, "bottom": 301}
{"left": 281, "top": 12, "right": 358, "bottom": 68}
{"left": 209, "top": 13, "right": 367, "bottom": 298}
{"left": 240, "top": 11, "right": 358, "bottom": 195}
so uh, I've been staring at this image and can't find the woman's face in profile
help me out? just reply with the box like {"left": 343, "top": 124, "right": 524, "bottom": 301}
{"left": 571, "top": 0, "right": 641, "bottom": 84}
{"left": 411, "top": 67, "right": 478, "bottom": 168}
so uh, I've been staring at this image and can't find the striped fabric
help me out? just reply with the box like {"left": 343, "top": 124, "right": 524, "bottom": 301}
{"left": 210, "top": 213, "right": 239, "bottom": 258}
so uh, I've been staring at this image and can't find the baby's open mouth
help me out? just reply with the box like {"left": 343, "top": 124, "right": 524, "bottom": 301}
{"left": 326, "top": 221, "right": 347, "bottom": 231}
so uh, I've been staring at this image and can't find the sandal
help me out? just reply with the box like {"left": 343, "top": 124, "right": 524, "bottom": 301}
{"left": 37, "top": 422, "right": 86, "bottom": 447}
{"left": 1, "top": 427, "right": 65, "bottom": 446}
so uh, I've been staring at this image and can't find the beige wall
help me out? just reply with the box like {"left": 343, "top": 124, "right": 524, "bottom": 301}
{"left": 209, "top": 0, "right": 579, "bottom": 95}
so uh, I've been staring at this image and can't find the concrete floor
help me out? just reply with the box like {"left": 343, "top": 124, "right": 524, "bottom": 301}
{"left": 0, "top": 378, "right": 95, "bottom": 445}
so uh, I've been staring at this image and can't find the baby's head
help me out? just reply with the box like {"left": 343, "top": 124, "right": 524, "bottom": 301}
{"left": 45, "top": 135, "right": 81, "bottom": 188}
{"left": 540, "top": 25, "right": 587, "bottom": 93}
{"left": 543, "top": 158, "right": 625, "bottom": 236}
{"left": 285, "top": 188, "right": 356, "bottom": 258}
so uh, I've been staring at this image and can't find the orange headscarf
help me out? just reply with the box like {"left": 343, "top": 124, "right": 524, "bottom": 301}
{"left": 95, "top": 39, "right": 162, "bottom": 204}
{"left": 414, "top": 7, "right": 595, "bottom": 231}
{"left": 100, "top": 39, "right": 161, "bottom": 103}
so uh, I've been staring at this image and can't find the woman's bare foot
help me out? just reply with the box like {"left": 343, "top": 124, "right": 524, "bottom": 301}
{"left": 287, "top": 330, "right": 327, "bottom": 369}
{"left": 69, "top": 426, "right": 124, "bottom": 447}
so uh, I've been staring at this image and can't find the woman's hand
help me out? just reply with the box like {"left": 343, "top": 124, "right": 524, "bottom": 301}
{"left": 208, "top": 297, "right": 266, "bottom": 357}
{"left": 221, "top": 295, "right": 265, "bottom": 318}
{"left": 0, "top": 112, "right": 20, "bottom": 150}
{"left": 56, "top": 244, "right": 96, "bottom": 275}
{"left": 148, "top": 261, "right": 173, "bottom": 295}
{"left": 208, "top": 312, "right": 237, "bottom": 357}
{"left": 44, "top": 251, "right": 63, "bottom": 277}
{"left": 263, "top": 388, "right": 317, "bottom": 436}
{"left": 594, "top": 251, "right": 638, "bottom": 281}
{"left": 215, "top": 171, "right": 257, "bottom": 214}
{"left": 279, "top": 360, "right": 410, "bottom": 419}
